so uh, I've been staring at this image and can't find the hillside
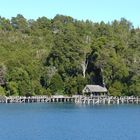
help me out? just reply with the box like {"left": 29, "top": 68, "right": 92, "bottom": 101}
{"left": 0, "top": 14, "right": 140, "bottom": 96}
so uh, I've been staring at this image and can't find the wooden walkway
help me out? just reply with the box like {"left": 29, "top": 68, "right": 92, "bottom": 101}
{"left": 74, "top": 96, "right": 140, "bottom": 104}
{"left": 0, "top": 95, "right": 75, "bottom": 103}
{"left": 0, "top": 95, "right": 140, "bottom": 104}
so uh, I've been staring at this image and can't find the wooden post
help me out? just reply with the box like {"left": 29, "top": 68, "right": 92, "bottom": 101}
{"left": 117, "top": 98, "right": 119, "bottom": 104}
{"left": 108, "top": 97, "right": 110, "bottom": 104}
{"left": 136, "top": 96, "right": 138, "bottom": 104}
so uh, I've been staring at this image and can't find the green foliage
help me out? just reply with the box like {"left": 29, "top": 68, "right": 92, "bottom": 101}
{"left": 0, "top": 86, "right": 6, "bottom": 96}
{"left": 76, "top": 75, "right": 87, "bottom": 94}
{"left": 7, "top": 67, "right": 34, "bottom": 96}
{"left": 64, "top": 77, "right": 77, "bottom": 95}
{"left": 7, "top": 81, "right": 18, "bottom": 96}
{"left": 0, "top": 14, "right": 140, "bottom": 96}
{"left": 129, "top": 83, "right": 140, "bottom": 96}
{"left": 49, "top": 73, "right": 64, "bottom": 94}
{"left": 109, "top": 81, "right": 123, "bottom": 96}
{"left": 127, "top": 75, "right": 140, "bottom": 96}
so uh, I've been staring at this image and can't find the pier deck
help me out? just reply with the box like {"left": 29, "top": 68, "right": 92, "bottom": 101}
{"left": 0, "top": 95, "right": 140, "bottom": 104}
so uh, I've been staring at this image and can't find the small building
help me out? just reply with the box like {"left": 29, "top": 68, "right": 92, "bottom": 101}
{"left": 82, "top": 85, "right": 108, "bottom": 96}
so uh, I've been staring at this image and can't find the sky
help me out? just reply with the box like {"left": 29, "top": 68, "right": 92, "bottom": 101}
{"left": 0, "top": 0, "right": 140, "bottom": 27}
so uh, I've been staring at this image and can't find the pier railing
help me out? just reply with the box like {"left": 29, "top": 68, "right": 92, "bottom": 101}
{"left": 0, "top": 95, "right": 140, "bottom": 104}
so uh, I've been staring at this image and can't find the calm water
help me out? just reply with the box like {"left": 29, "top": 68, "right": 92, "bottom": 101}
{"left": 0, "top": 103, "right": 140, "bottom": 140}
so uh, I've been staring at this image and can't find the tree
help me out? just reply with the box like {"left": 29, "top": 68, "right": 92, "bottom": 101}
{"left": 0, "top": 14, "right": 139, "bottom": 96}
{"left": 49, "top": 73, "right": 64, "bottom": 94}
{"left": 109, "top": 81, "right": 123, "bottom": 96}
{"left": 11, "top": 14, "right": 28, "bottom": 32}
{"left": 7, "top": 81, "right": 18, "bottom": 96}
{"left": 0, "top": 86, "right": 6, "bottom": 96}
{"left": 7, "top": 68, "right": 33, "bottom": 96}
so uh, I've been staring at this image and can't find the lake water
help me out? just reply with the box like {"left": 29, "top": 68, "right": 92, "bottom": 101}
{"left": 0, "top": 103, "right": 140, "bottom": 140}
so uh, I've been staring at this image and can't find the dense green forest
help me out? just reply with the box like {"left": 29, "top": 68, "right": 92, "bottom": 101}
{"left": 0, "top": 14, "right": 140, "bottom": 96}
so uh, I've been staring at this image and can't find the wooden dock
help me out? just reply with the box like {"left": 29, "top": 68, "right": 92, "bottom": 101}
{"left": 0, "top": 95, "right": 140, "bottom": 104}
{"left": 0, "top": 95, "right": 75, "bottom": 103}
{"left": 74, "top": 96, "right": 140, "bottom": 104}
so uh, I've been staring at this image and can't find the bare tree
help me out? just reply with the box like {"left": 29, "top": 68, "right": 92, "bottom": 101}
{"left": 100, "top": 68, "right": 105, "bottom": 87}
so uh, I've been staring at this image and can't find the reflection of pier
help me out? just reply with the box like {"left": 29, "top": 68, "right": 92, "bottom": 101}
{"left": 0, "top": 95, "right": 140, "bottom": 104}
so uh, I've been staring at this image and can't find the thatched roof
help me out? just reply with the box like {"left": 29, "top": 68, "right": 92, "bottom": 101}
{"left": 83, "top": 85, "right": 108, "bottom": 93}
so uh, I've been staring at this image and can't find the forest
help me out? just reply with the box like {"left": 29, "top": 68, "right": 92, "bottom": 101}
{"left": 0, "top": 14, "right": 140, "bottom": 96}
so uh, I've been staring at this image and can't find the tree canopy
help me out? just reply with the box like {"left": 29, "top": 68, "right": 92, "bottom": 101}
{"left": 0, "top": 14, "right": 140, "bottom": 96}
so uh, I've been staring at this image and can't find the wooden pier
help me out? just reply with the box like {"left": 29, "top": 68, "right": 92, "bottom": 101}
{"left": 74, "top": 96, "right": 140, "bottom": 104}
{"left": 0, "top": 95, "right": 140, "bottom": 104}
{"left": 0, "top": 95, "right": 75, "bottom": 103}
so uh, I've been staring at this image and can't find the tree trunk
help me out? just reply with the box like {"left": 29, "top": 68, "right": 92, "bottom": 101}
{"left": 81, "top": 60, "right": 88, "bottom": 78}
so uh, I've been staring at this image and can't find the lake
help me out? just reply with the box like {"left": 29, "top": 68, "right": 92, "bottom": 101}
{"left": 0, "top": 103, "right": 140, "bottom": 140}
